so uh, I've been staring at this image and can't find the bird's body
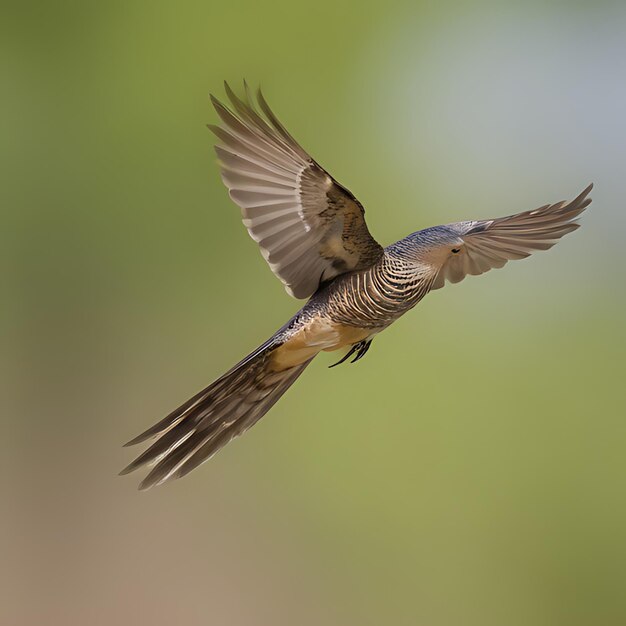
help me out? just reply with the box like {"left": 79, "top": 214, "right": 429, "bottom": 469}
{"left": 121, "top": 83, "right": 592, "bottom": 489}
{"left": 274, "top": 244, "right": 436, "bottom": 368}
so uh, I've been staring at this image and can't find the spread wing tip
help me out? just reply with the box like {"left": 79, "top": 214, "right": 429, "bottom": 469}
{"left": 571, "top": 182, "right": 593, "bottom": 210}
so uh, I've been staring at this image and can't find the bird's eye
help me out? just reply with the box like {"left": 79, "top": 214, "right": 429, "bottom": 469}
{"left": 451, "top": 248, "right": 461, "bottom": 254}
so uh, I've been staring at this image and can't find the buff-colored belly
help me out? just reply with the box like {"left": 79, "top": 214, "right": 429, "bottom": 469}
{"left": 270, "top": 317, "right": 375, "bottom": 371}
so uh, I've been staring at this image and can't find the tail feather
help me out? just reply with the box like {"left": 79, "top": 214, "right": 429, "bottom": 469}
{"left": 122, "top": 336, "right": 277, "bottom": 449}
{"left": 121, "top": 341, "right": 313, "bottom": 489}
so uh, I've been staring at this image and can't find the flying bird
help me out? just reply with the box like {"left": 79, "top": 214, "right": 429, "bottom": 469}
{"left": 121, "top": 82, "right": 592, "bottom": 489}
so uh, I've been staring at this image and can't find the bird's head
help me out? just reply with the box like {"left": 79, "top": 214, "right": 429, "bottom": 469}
{"left": 402, "top": 227, "right": 465, "bottom": 267}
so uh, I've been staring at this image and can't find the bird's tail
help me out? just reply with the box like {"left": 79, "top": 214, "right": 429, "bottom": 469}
{"left": 120, "top": 337, "right": 313, "bottom": 490}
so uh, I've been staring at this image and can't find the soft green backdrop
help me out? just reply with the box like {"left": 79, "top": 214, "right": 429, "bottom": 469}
{"left": 2, "top": 1, "right": 625, "bottom": 625}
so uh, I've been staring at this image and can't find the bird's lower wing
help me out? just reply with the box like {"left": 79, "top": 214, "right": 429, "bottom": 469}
{"left": 431, "top": 184, "right": 593, "bottom": 289}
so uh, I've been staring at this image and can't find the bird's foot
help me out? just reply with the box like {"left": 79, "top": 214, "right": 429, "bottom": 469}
{"left": 329, "top": 339, "right": 373, "bottom": 368}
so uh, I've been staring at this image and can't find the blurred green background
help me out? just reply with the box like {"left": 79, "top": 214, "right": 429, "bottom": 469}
{"left": 2, "top": 1, "right": 626, "bottom": 625}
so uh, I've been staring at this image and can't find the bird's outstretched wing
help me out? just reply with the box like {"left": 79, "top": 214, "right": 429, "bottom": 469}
{"left": 430, "top": 184, "right": 593, "bottom": 289}
{"left": 210, "top": 82, "right": 383, "bottom": 299}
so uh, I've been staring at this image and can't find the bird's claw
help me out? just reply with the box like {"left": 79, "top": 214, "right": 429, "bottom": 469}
{"left": 329, "top": 340, "right": 372, "bottom": 368}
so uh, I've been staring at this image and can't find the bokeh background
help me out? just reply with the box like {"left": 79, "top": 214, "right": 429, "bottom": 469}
{"left": 3, "top": 1, "right": 626, "bottom": 625}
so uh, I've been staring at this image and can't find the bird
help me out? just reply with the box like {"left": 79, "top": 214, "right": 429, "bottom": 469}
{"left": 121, "top": 81, "right": 593, "bottom": 490}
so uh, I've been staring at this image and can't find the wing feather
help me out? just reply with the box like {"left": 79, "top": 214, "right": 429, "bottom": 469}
{"left": 430, "top": 184, "right": 593, "bottom": 289}
{"left": 210, "top": 83, "right": 383, "bottom": 299}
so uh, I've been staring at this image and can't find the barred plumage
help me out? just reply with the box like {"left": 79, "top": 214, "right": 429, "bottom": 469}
{"left": 121, "top": 83, "right": 592, "bottom": 489}
{"left": 311, "top": 248, "right": 437, "bottom": 330}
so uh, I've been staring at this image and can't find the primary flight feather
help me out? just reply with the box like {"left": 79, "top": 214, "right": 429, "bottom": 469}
{"left": 121, "top": 82, "right": 592, "bottom": 489}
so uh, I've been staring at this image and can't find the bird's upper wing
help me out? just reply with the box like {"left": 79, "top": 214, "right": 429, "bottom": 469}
{"left": 210, "top": 83, "right": 383, "bottom": 299}
{"left": 430, "top": 184, "right": 593, "bottom": 290}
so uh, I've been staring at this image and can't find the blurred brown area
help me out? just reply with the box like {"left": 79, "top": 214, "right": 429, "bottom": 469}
{"left": 2, "top": 1, "right": 626, "bottom": 625}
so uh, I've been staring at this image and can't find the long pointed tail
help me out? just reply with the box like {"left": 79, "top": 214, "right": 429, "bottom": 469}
{"left": 121, "top": 338, "right": 313, "bottom": 490}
